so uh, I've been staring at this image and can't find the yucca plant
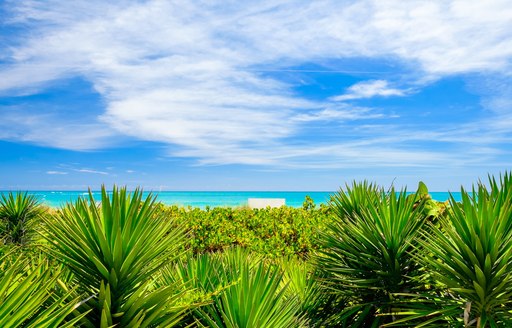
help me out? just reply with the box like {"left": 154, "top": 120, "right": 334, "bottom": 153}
{"left": 0, "top": 191, "right": 43, "bottom": 245}
{"left": 317, "top": 183, "right": 427, "bottom": 326}
{"left": 160, "top": 248, "right": 252, "bottom": 326}
{"left": 279, "top": 257, "right": 319, "bottom": 313}
{"left": 0, "top": 253, "right": 86, "bottom": 327}
{"left": 197, "top": 260, "right": 306, "bottom": 328}
{"left": 487, "top": 172, "right": 512, "bottom": 232}
{"left": 411, "top": 176, "right": 512, "bottom": 327}
{"left": 279, "top": 256, "right": 348, "bottom": 327}
{"left": 488, "top": 172, "right": 512, "bottom": 202}
{"left": 164, "top": 248, "right": 251, "bottom": 296}
{"left": 42, "top": 186, "right": 195, "bottom": 327}
{"left": 329, "top": 180, "right": 383, "bottom": 221}
{"left": 166, "top": 248, "right": 306, "bottom": 327}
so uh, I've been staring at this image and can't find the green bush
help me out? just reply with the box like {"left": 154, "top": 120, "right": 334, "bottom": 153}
{"left": 159, "top": 203, "right": 334, "bottom": 258}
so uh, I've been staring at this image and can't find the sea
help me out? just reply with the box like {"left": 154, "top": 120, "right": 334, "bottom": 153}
{"left": 9, "top": 191, "right": 462, "bottom": 209}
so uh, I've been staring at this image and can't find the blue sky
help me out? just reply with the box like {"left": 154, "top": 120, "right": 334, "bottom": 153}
{"left": 1, "top": 0, "right": 511, "bottom": 191}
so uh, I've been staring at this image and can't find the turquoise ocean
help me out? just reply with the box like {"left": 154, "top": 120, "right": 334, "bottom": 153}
{"left": 14, "top": 191, "right": 462, "bottom": 208}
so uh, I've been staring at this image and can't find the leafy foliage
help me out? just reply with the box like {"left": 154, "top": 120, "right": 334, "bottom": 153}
{"left": 317, "top": 183, "right": 427, "bottom": 326}
{"left": 279, "top": 256, "right": 349, "bottom": 327}
{"left": 414, "top": 181, "right": 448, "bottom": 221}
{"left": 2, "top": 174, "right": 512, "bottom": 327}
{"left": 0, "top": 253, "right": 85, "bottom": 327}
{"left": 160, "top": 204, "right": 334, "bottom": 258}
{"left": 412, "top": 174, "right": 512, "bottom": 327}
{"left": 329, "top": 180, "right": 383, "bottom": 220}
{"left": 42, "top": 186, "right": 196, "bottom": 327}
{"left": 171, "top": 248, "right": 306, "bottom": 328}
{"left": 0, "top": 192, "right": 43, "bottom": 245}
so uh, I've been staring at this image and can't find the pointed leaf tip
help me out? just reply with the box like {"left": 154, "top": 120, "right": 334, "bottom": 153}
{"left": 417, "top": 181, "right": 429, "bottom": 196}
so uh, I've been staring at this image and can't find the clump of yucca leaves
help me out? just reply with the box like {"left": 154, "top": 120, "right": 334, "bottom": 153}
{"left": 0, "top": 253, "right": 86, "bottom": 327}
{"left": 317, "top": 174, "right": 512, "bottom": 327}
{"left": 406, "top": 173, "right": 512, "bottom": 327}
{"left": 164, "top": 247, "right": 308, "bottom": 327}
{"left": 317, "top": 181, "right": 428, "bottom": 326}
{"left": 0, "top": 191, "right": 43, "bottom": 245}
{"left": 42, "top": 185, "right": 199, "bottom": 327}
{"left": 0, "top": 192, "right": 81, "bottom": 327}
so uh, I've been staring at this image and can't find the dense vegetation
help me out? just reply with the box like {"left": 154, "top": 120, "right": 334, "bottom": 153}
{"left": 0, "top": 173, "right": 511, "bottom": 327}
{"left": 160, "top": 199, "right": 333, "bottom": 258}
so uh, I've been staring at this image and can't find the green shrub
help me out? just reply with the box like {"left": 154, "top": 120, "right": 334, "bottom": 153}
{"left": 159, "top": 203, "right": 334, "bottom": 258}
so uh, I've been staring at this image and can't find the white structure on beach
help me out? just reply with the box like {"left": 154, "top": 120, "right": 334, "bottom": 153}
{"left": 248, "top": 198, "right": 286, "bottom": 209}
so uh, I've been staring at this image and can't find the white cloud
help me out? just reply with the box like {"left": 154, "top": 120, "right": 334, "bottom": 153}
{"left": 46, "top": 171, "right": 68, "bottom": 175}
{"left": 1, "top": 0, "right": 512, "bottom": 168}
{"left": 75, "top": 169, "right": 108, "bottom": 175}
{"left": 0, "top": 108, "right": 116, "bottom": 150}
{"left": 331, "top": 80, "right": 407, "bottom": 101}
{"left": 293, "top": 106, "right": 385, "bottom": 122}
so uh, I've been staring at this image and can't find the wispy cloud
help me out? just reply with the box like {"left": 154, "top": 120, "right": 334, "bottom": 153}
{"left": 293, "top": 103, "right": 387, "bottom": 122}
{"left": 330, "top": 80, "right": 408, "bottom": 101}
{"left": 74, "top": 169, "right": 108, "bottom": 175}
{"left": 0, "top": 106, "right": 117, "bottom": 150}
{"left": 0, "top": 0, "right": 511, "bottom": 169}
{"left": 46, "top": 170, "right": 68, "bottom": 175}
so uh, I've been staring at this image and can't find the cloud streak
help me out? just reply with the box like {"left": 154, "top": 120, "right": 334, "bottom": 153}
{"left": 331, "top": 80, "right": 407, "bottom": 101}
{"left": 74, "top": 169, "right": 108, "bottom": 175}
{"left": 46, "top": 171, "right": 68, "bottom": 175}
